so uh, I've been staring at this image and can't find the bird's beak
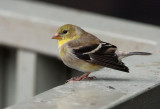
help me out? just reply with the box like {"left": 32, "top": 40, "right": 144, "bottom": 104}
{"left": 51, "top": 33, "right": 62, "bottom": 40}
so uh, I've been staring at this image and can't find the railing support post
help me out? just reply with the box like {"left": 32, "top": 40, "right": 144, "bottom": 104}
{"left": 15, "top": 50, "right": 37, "bottom": 103}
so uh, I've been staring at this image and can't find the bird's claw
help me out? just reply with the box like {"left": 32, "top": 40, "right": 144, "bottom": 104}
{"left": 82, "top": 76, "right": 96, "bottom": 80}
{"left": 65, "top": 77, "right": 80, "bottom": 83}
{"left": 65, "top": 76, "right": 96, "bottom": 83}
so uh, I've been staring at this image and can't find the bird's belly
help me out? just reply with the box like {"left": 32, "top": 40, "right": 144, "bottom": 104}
{"left": 59, "top": 46, "right": 103, "bottom": 72}
{"left": 76, "top": 61, "right": 103, "bottom": 72}
{"left": 62, "top": 53, "right": 103, "bottom": 72}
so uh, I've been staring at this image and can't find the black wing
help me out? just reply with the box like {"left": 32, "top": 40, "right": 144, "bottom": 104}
{"left": 72, "top": 42, "right": 129, "bottom": 72}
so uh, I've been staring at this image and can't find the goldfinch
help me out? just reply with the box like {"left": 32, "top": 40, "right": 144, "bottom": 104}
{"left": 52, "top": 24, "right": 151, "bottom": 82}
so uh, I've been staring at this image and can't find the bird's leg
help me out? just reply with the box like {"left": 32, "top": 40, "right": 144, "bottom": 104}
{"left": 66, "top": 72, "right": 96, "bottom": 83}
{"left": 77, "top": 72, "right": 91, "bottom": 80}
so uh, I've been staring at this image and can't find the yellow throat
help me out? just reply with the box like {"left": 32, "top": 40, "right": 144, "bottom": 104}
{"left": 58, "top": 35, "right": 79, "bottom": 47}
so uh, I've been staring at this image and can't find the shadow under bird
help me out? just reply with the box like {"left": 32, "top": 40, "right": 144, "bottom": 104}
{"left": 52, "top": 24, "right": 151, "bottom": 82}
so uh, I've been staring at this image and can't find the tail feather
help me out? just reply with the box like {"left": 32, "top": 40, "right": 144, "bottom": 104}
{"left": 127, "top": 52, "right": 152, "bottom": 56}
{"left": 117, "top": 51, "right": 152, "bottom": 60}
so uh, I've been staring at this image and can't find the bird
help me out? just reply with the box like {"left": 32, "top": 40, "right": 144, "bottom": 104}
{"left": 52, "top": 24, "right": 151, "bottom": 82}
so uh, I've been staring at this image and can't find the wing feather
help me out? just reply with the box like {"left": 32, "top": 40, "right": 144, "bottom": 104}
{"left": 72, "top": 42, "right": 129, "bottom": 72}
{"left": 89, "top": 54, "right": 129, "bottom": 72}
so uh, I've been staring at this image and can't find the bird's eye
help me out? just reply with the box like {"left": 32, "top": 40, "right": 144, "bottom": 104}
{"left": 62, "top": 30, "right": 68, "bottom": 34}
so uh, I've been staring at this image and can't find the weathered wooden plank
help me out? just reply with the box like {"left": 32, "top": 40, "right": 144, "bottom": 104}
{"left": 111, "top": 85, "right": 160, "bottom": 109}
{"left": 15, "top": 50, "right": 37, "bottom": 103}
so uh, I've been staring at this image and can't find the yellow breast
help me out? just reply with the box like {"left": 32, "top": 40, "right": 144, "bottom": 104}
{"left": 58, "top": 35, "right": 79, "bottom": 47}
{"left": 58, "top": 39, "right": 71, "bottom": 48}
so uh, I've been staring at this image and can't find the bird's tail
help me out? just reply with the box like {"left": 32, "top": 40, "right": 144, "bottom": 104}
{"left": 117, "top": 51, "right": 152, "bottom": 60}
{"left": 126, "top": 52, "right": 152, "bottom": 56}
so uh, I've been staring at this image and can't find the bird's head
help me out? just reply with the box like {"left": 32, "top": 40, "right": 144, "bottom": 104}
{"left": 52, "top": 24, "right": 83, "bottom": 41}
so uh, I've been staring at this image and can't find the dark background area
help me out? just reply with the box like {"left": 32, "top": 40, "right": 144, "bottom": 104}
{"left": 38, "top": 0, "right": 160, "bottom": 26}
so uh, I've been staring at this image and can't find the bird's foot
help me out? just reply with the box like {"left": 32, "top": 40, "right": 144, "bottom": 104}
{"left": 66, "top": 77, "right": 81, "bottom": 83}
{"left": 66, "top": 76, "right": 96, "bottom": 83}
{"left": 82, "top": 76, "right": 96, "bottom": 80}
{"left": 66, "top": 72, "right": 95, "bottom": 83}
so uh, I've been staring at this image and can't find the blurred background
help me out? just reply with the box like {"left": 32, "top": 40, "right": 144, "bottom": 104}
{"left": 39, "top": 0, "right": 160, "bottom": 26}
{"left": 0, "top": 0, "right": 160, "bottom": 109}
